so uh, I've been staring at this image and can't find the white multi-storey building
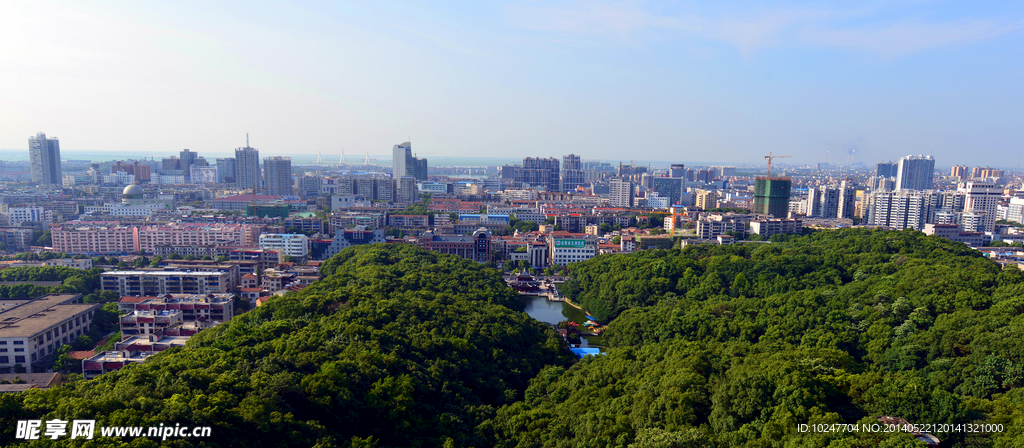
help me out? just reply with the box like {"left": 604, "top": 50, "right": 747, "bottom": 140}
{"left": 548, "top": 236, "right": 596, "bottom": 267}
{"left": 609, "top": 179, "right": 633, "bottom": 208}
{"left": 1007, "top": 198, "right": 1024, "bottom": 224}
{"left": 101, "top": 170, "right": 135, "bottom": 185}
{"left": 28, "top": 132, "right": 62, "bottom": 185}
{"left": 6, "top": 206, "right": 54, "bottom": 226}
{"left": 959, "top": 181, "right": 1000, "bottom": 233}
{"left": 259, "top": 234, "right": 309, "bottom": 258}
{"left": 101, "top": 271, "right": 230, "bottom": 296}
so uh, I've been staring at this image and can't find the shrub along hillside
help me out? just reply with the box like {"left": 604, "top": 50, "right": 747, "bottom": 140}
{"left": 2, "top": 244, "right": 573, "bottom": 447}
{"left": 486, "top": 229, "right": 1024, "bottom": 447}
{"left": 0, "top": 266, "right": 104, "bottom": 298}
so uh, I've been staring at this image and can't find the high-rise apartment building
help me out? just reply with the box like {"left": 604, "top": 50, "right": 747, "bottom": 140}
{"left": 865, "top": 190, "right": 939, "bottom": 231}
{"left": 235, "top": 146, "right": 260, "bottom": 191}
{"left": 392, "top": 142, "right": 428, "bottom": 181}
{"left": 609, "top": 178, "right": 633, "bottom": 207}
{"left": 161, "top": 157, "right": 180, "bottom": 171}
{"left": 753, "top": 178, "right": 792, "bottom": 218}
{"left": 695, "top": 190, "right": 720, "bottom": 210}
{"left": 179, "top": 149, "right": 198, "bottom": 179}
{"left": 951, "top": 166, "right": 969, "bottom": 180}
{"left": 837, "top": 181, "right": 856, "bottom": 219}
{"left": 396, "top": 177, "right": 418, "bottom": 204}
{"left": 111, "top": 161, "right": 151, "bottom": 183}
{"left": 561, "top": 154, "right": 584, "bottom": 192}
{"left": 669, "top": 164, "right": 686, "bottom": 178}
{"left": 805, "top": 183, "right": 855, "bottom": 219}
{"left": 216, "top": 158, "right": 236, "bottom": 183}
{"left": 712, "top": 166, "right": 736, "bottom": 178}
{"left": 263, "top": 157, "right": 293, "bottom": 196}
{"left": 28, "top": 132, "right": 62, "bottom": 185}
{"left": 500, "top": 165, "right": 518, "bottom": 180}
{"left": 515, "top": 157, "right": 560, "bottom": 192}
{"left": 971, "top": 167, "right": 1004, "bottom": 179}
{"left": 806, "top": 187, "right": 840, "bottom": 218}
{"left": 651, "top": 177, "right": 684, "bottom": 207}
{"left": 864, "top": 189, "right": 965, "bottom": 231}
{"left": 393, "top": 142, "right": 411, "bottom": 179}
{"left": 876, "top": 162, "right": 897, "bottom": 178}
{"left": 694, "top": 169, "right": 714, "bottom": 183}
{"left": 895, "top": 155, "right": 935, "bottom": 191}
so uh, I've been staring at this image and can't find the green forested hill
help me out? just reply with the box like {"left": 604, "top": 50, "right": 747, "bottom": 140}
{"left": 2, "top": 244, "right": 573, "bottom": 447}
{"left": 5, "top": 230, "right": 1024, "bottom": 447}
{"left": 487, "top": 229, "right": 1024, "bottom": 447}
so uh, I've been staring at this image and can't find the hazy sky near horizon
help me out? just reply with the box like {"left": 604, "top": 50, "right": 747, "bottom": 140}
{"left": 2, "top": 1, "right": 1023, "bottom": 167}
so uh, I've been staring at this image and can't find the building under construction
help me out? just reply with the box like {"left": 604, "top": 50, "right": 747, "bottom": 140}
{"left": 753, "top": 177, "right": 792, "bottom": 218}
{"left": 753, "top": 152, "right": 793, "bottom": 218}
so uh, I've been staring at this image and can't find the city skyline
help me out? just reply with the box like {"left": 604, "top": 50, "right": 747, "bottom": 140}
{"left": 2, "top": 2, "right": 1023, "bottom": 166}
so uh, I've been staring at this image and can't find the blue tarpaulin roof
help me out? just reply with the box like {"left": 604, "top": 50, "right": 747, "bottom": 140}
{"left": 570, "top": 348, "right": 603, "bottom": 358}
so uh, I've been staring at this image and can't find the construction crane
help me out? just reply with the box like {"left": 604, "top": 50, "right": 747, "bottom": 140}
{"left": 764, "top": 151, "right": 791, "bottom": 178}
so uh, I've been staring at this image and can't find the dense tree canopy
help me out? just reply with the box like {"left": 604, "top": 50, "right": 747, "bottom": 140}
{"left": 488, "top": 229, "right": 1024, "bottom": 447}
{"left": 0, "top": 266, "right": 103, "bottom": 298}
{"left": 4, "top": 244, "right": 572, "bottom": 447}
{"left": 5, "top": 229, "right": 1024, "bottom": 447}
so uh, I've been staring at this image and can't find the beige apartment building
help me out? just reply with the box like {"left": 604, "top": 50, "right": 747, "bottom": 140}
{"left": 51, "top": 224, "right": 139, "bottom": 254}
{"left": 136, "top": 224, "right": 266, "bottom": 252}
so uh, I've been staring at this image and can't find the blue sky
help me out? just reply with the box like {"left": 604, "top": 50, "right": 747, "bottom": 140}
{"left": 1, "top": 0, "right": 1023, "bottom": 167}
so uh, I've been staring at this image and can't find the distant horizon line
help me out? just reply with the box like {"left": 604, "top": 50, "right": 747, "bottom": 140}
{"left": 0, "top": 148, "right": 1019, "bottom": 171}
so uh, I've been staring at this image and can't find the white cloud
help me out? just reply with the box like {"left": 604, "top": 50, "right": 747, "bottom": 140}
{"left": 802, "top": 18, "right": 1024, "bottom": 57}
{"left": 503, "top": 1, "right": 1024, "bottom": 57}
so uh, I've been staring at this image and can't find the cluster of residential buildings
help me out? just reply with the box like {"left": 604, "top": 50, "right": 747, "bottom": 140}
{"left": 3, "top": 132, "right": 1024, "bottom": 385}
{"left": 81, "top": 293, "right": 235, "bottom": 379}
{"left": 4, "top": 133, "right": 1024, "bottom": 273}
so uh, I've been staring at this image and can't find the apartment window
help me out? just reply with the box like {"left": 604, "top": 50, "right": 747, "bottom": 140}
{"left": 13, "top": 341, "right": 23, "bottom": 345}
{"left": 0, "top": 356, "right": 7, "bottom": 364}
{"left": 14, "top": 356, "right": 25, "bottom": 363}
{"left": 0, "top": 341, "right": 5, "bottom": 345}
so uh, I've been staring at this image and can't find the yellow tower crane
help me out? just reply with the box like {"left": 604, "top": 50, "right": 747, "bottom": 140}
{"left": 764, "top": 152, "right": 792, "bottom": 178}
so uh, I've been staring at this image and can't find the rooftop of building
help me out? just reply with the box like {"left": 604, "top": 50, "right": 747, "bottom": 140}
{"left": 83, "top": 350, "right": 154, "bottom": 364}
{"left": 124, "top": 309, "right": 183, "bottom": 318}
{"left": 118, "top": 334, "right": 190, "bottom": 347}
{"left": 102, "top": 270, "right": 228, "bottom": 277}
{"left": 0, "top": 300, "right": 31, "bottom": 312}
{"left": 117, "top": 294, "right": 234, "bottom": 305}
{"left": 0, "top": 294, "right": 97, "bottom": 338}
{"left": 68, "top": 351, "right": 96, "bottom": 360}
{"left": 0, "top": 372, "right": 62, "bottom": 388}
{"left": 213, "top": 194, "right": 283, "bottom": 202}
